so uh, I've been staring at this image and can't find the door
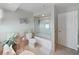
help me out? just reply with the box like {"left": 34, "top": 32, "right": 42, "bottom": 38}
{"left": 58, "top": 11, "right": 78, "bottom": 50}
{"left": 58, "top": 13, "right": 66, "bottom": 45}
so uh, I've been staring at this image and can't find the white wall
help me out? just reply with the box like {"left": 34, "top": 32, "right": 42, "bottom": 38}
{"left": 0, "top": 10, "right": 33, "bottom": 42}
{"left": 66, "top": 10, "right": 78, "bottom": 50}
{"left": 50, "top": 6, "right": 55, "bottom": 53}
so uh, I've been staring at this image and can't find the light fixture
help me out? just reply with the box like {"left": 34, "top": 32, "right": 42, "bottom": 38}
{"left": 0, "top": 9, "right": 3, "bottom": 19}
{"left": 0, "top": 9, "right": 3, "bottom": 24}
{"left": 42, "top": 14, "right": 45, "bottom": 16}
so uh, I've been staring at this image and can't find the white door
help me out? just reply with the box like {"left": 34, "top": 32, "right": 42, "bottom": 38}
{"left": 58, "top": 11, "right": 78, "bottom": 50}
{"left": 58, "top": 13, "right": 66, "bottom": 45}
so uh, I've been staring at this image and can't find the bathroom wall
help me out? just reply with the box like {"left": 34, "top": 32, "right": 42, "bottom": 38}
{"left": 0, "top": 9, "right": 33, "bottom": 42}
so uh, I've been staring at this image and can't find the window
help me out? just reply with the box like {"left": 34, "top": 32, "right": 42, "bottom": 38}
{"left": 45, "top": 24, "right": 49, "bottom": 29}
{"left": 34, "top": 18, "right": 51, "bottom": 39}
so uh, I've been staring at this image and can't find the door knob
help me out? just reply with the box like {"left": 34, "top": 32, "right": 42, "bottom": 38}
{"left": 59, "top": 30, "right": 61, "bottom": 32}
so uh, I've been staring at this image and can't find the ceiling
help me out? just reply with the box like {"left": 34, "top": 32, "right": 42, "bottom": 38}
{"left": 20, "top": 3, "right": 52, "bottom": 12}
{"left": 0, "top": 3, "right": 53, "bottom": 16}
{"left": 0, "top": 3, "right": 52, "bottom": 12}
{"left": 55, "top": 3, "right": 79, "bottom": 8}
{"left": 0, "top": 3, "right": 79, "bottom": 15}
{"left": 55, "top": 3, "right": 79, "bottom": 13}
{"left": 0, "top": 3, "right": 21, "bottom": 11}
{"left": 20, "top": 3, "right": 79, "bottom": 13}
{"left": 19, "top": 3, "right": 54, "bottom": 16}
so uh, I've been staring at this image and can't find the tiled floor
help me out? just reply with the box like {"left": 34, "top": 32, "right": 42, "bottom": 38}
{"left": 29, "top": 44, "right": 79, "bottom": 55}
{"left": 1, "top": 44, "right": 78, "bottom": 55}
{"left": 52, "top": 44, "right": 78, "bottom": 55}
{"left": 29, "top": 45, "right": 51, "bottom": 55}
{"left": 29, "top": 47, "right": 42, "bottom": 55}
